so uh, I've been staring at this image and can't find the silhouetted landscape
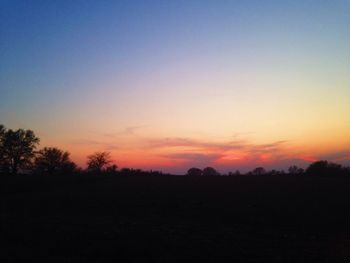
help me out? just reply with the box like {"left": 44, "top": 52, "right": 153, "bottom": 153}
{"left": 1, "top": 125, "right": 350, "bottom": 262}
{"left": 2, "top": 1, "right": 350, "bottom": 262}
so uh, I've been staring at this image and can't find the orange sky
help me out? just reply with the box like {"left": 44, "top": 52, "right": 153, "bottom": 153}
{"left": 1, "top": 1, "right": 350, "bottom": 173}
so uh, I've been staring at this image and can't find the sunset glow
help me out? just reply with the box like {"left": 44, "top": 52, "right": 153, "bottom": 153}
{"left": 1, "top": 1, "right": 349, "bottom": 173}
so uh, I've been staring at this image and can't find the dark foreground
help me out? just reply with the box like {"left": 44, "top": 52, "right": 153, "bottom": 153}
{"left": 1, "top": 175, "right": 350, "bottom": 262}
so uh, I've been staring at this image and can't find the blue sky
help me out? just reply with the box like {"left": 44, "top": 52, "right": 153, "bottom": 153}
{"left": 1, "top": 0, "right": 350, "bottom": 172}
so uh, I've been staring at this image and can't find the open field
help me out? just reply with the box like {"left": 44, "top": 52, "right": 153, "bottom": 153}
{"left": 1, "top": 175, "right": 350, "bottom": 262}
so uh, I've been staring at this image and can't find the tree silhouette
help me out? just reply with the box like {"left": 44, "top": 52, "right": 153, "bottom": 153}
{"left": 0, "top": 126, "right": 39, "bottom": 174}
{"left": 87, "top": 151, "right": 112, "bottom": 172}
{"left": 228, "top": 170, "right": 241, "bottom": 176}
{"left": 288, "top": 165, "right": 304, "bottom": 175}
{"left": 251, "top": 167, "right": 266, "bottom": 176}
{"left": 106, "top": 164, "right": 118, "bottom": 174}
{"left": 0, "top": 125, "right": 4, "bottom": 137}
{"left": 34, "top": 147, "right": 76, "bottom": 175}
{"left": 187, "top": 167, "right": 202, "bottom": 176}
{"left": 0, "top": 125, "right": 6, "bottom": 174}
{"left": 203, "top": 167, "right": 220, "bottom": 176}
{"left": 306, "top": 160, "right": 345, "bottom": 177}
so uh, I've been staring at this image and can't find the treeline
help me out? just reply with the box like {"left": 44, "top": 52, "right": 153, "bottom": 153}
{"left": 1, "top": 124, "right": 349, "bottom": 177}
{"left": 186, "top": 161, "right": 350, "bottom": 177}
{"left": 0, "top": 124, "right": 167, "bottom": 176}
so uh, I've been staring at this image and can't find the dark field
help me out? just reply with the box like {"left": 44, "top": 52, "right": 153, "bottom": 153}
{"left": 1, "top": 175, "right": 350, "bottom": 262}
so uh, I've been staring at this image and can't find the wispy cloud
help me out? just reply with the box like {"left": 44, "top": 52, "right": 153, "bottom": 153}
{"left": 121, "top": 125, "right": 148, "bottom": 136}
{"left": 318, "top": 151, "right": 350, "bottom": 163}
{"left": 147, "top": 137, "right": 287, "bottom": 152}
{"left": 89, "top": 125, "right": 148, "bottom": 139}
{"left": 146, "top": 137, "right": 290, "bottom": 170}
{"left": 146, "top": 137, "right": 247, "bottom": 151}
{"left": 250, "top": 141, "right": 288, "bottom": 153}
{"left": 72, "top": 139, "right": 119, "bottom": 151}
{"left": 70, "top": 134, "right": 348, "bottom": 173}
{"left": 162, "top": 152, "right": 223, "bottom": 166}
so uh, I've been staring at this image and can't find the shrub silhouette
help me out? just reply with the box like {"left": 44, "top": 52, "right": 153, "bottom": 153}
{"left": 203, "top": 167, "right": 220, "bottom": 176}
{"left": 105, "top": 164, "right": 118, "bottom": 175}
{"left": 288, "top": 165, "right": 304, "bottom": 175}
{"left": 187, "top": 167, "right": 202, "bottom": 176}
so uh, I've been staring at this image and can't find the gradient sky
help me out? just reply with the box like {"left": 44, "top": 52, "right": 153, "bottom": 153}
{"left": 1, "top": 0, "right": 350, "bottom": 173}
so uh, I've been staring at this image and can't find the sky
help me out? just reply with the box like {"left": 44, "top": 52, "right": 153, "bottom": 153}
{"left": 1, "top": 0, "right": 350, "bottom": 173}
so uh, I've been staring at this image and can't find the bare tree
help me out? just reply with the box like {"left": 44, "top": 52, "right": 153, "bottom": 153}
{"left": 87, "top": 151, "right": 112, "bottom": 172}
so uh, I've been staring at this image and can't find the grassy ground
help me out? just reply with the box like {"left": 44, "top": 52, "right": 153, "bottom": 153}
{"left": 1, "top": 175, "right": 350, "bottom": 262}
